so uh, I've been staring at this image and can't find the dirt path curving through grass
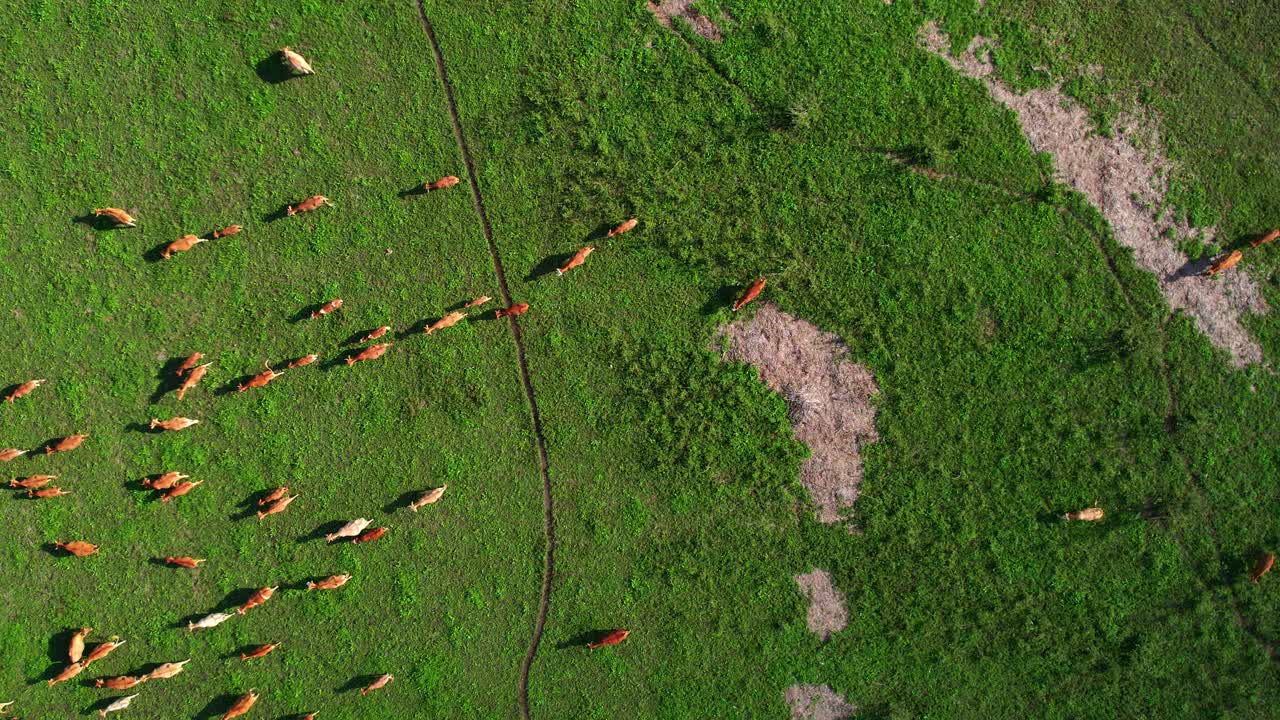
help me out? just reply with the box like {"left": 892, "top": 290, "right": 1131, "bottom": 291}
{"left": 414, "top": 3, "right": 557, "bottom": 717}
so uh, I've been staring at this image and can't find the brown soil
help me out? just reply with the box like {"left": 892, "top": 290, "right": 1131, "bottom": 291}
{"left": 718, "top": 304, "right": 879, "bottom": 525}
{"left": 785, "top": 684, "right": 857, "bottom": 720}
{"left": 647, "top": 0, "right": 724, "bottom": 42}
{"left": 793, "top": 568, "right": 848, "bottom": 641}
{"left": 919, "top": 22, "right": 1267, "bottom": 366}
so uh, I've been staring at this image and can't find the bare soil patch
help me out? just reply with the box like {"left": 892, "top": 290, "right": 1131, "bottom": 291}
{"left": 718, "top": 304, "right": 879, "bottom": 525}
{"left": 919, "top": 22, "right": 1267, "bottom": 366}
{"left": 794, "top": 568, "right": 848, "bottom": 640}
{"left": 785, "top": 684, "right": 857, "bottom": 720}
{"left": 647, "top": 0, "right": 725, "bottom": 42}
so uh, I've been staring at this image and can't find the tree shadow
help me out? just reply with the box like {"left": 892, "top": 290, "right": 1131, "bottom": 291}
{"left": 255, "top": 53, "right": 294, "bottom": 84}
{"left": 196, "top": 693, "right": 243, "bottom": 720}
{"left": 397, "top": 184, "right": 428, "bottom": 199}
{"left": 336, "top": 674, "right": 383, "bottom": 694}
{"left": 525, "top": 253, "right": 572, "bottom": 281}
{"left": 554, "top": 629, "right": 608, "bottom": 650}
{"left": 149, "top": 357, "right": 190, "bottom": 404}
{"left": 298, "top": 520, "right": 349, "bottom": 544}
{"left": 698, "top": 284, "right": 739, "bottom": 316}
{"left": 382, "top": 491, "right": 420, "bottom": 514}
{"left": 71, "top": 213, "right": 120, "bottom": 231}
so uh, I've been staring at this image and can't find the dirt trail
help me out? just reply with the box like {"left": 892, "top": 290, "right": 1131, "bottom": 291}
{"left": 414, "top": 4, "right": 556, "bottom": 718}
{"left": 919, "top": 22, "right": 1267, "bottom": 366}
{"left": 794, "top": 569, "right": 848, "bottom": 641}
{"left": 785, "top": 684, "right": 857, "bottom": 720}
{"left": 647, "top": 0, "right": 726, "bottom": 41}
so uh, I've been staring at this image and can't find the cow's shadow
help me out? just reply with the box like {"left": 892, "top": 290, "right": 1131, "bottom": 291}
{"left": 337, "top": 674, "right": 385, "bottom": 694}
{"left": 195, "top": 693, "right": 244, "bottom": 719}
{"left": 149, "top": 357, "right": 192, "bottom": 404}
{"left": 526, "top": 254, "right": 571, "bottom": 281}
{"left": 298, "top": 520, "right": 349, "bottom": 544}
{"left": 255, "top": 53, "right": 296, "bottom": 85}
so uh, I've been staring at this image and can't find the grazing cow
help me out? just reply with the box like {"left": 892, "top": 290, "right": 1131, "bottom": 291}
{"left": 69, "top": 627, "right": 93, "bottom": 663}
{"left": 311, "top": 298, "right": 343, "bottom": 319}
{"left": 288, "top": 195, "right": 332, "bottom": 216}
{"left": 213, "top": 224, "right": 243, "bottom": 239}
{"left": 141, "top": 659, "right": 189, "bottom": 681}
{"left": 353, "top": 527, "right": 387, "bottom": 543}
{"left": 360, "top": 674, "right": 393, "bottom": 696}
{"left": 1064, "top": 507, "right": 1104, "bottom": 522}
{"left": 494, "top": 303, "right": 529, "bottom": 320}
{"left": 345, "top": 343, "right": 391, "bottom": 366}
{"left": 257, "top": 494, "right": 298, "bottom": 520}
{"left": 0, "top": 448, "right": 26, "bottom": 462}
{"left": 307, "top": 574, "right": 351, "bottom": 591}
{"left": 29, "top": 486, "right": 71, "bottom": 499}
{"left": 177, "top": 362, "right": 212, "bottom": 400}
{"left": 464, "top": 296, "right": 492, "bottom": 309}
{"left": 187, "top": 612, "right": 233, "bottom": 632}
{"left": 175, "top": 352, "right": 204, "bottom": 377}
{"left": 1250, "top": 228, "right": 1279, "bottom": 248}
{"left": 5, "top": 378, "right": 45, "bottom": 402}
{"left": 0, "top": 700, "right": 12, "bottom": 713}
{"left": 326, "top": 518, "right": 371, "bottom": 543}
{"left": 160, "top": 481, "right": 202, "bottom": 502}
{"left": 238, "top": 586, "right": 278, "bottom": 615}
{"left": 83, "top": 639, "right": 125, "bottom": 666}
{"left": 607, "top": 218, "right": 638, "bottom": 237}
{"left": 287, "top": 354, "right": 319, "bottom": 369}
{"left": 46, "top": 434, "right": 88, "bottom": 454}
{"left": 223, "top": 690, "right": 258, "bottom": 720}
{"left": 557, "top": 246, "right": 594, "bottom": 275}
{"left": 258, "top": 486, "right": 290, "bottom": 506}
{"left": 98, "top": 693, "right": 139, "bottom": 718}
{"left": 150, "top": 417, "right": 199, "bottom": 432}
{"left": 424, "top": 176, "right": 459, "bottom": 191}
{"left": 94, "top": 676, "right": 142, "bottom": 690}
{"left": 10, "top": 474, "right": 57, "bottom": 489}
{"left": 238, "top": 363, "right": 284, "bottom": 392}
{"left": 55, "top": 541, "right": 98, "bottom": 557}
{"left": 240, "top": 643, "right": 280, "bottom": 661}
{"left": 409, "top": 485, "right": 447, "bottom": 511}
{"left": 1205, "top": 250, "right": 1244, "bottom": 276}
{"left": 1251, "top": 552, "right": 1275, "bottom": 583}
{"left": 732, "top": 277, "right": 766, "bottom": 311}
{"left": 282, "top": 46, "right": 314, "bottom": 74}
{"left": 142, "top": 471, "right": 188, "bottom": 490}
{"left": 360, "top": 325, "right": 391, "bottom": 343}
{"left": 163, "top": 234, "right": 206, "bottom": 259}
{"left": 164, "top": 556, "right": 205, "bottom": 569}
{"left": 425, "top": 312, "right": 466, "bottom": 335}
{"left": 94, "top": 208, "right": 136, "bottom": 227}
{"left": 302, "top": 713, "right": 317, "bottom": 719}
{"left": 588, "top": 629, "right": 630, "bottom": 650}
{"left": 48, "top": 662, "right": 85, "bottom": 686}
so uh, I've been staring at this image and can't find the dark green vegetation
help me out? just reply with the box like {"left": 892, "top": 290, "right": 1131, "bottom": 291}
{"left": 1, "top": 1, "right": 1277, "bottom": 718}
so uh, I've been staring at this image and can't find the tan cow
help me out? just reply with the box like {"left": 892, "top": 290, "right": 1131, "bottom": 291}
{"left": 69, "top": 627, "right": 93, "bottom": 663}
{"left": 213, "top": 224, "right": 243, "bottom": 239}
{"left": 10, "top": 474, "right": 56, "bottom": 489}
{"left": 360, "top": 325, "right": 391, "bottom": 343}
{"left": 175, "top": 352, "right": 204, "bottom": 377}
{"left": 98, "top": 693, "right": 140, "bottom": 718}
{"left": 150, "top": 417, "right": 199, "bottom": 432}
{"left": 311, "top": 298, "right": 343, "bottom": 319}
{"left": 607, "top": 218, "right": 638, "bottom": 237}
{"left": 55, "top": 541, "right": 98, "bottom": 557}
{"left": 1064, "top": 507, "right": 1104, "bottom": 522}
{"left": 464, "top": 295, "right": 491, "bottom": 309}
{"left": 257, "top": 494, "right": 298, "bottom": 520}
{"left": 409, "top": 485, "right": 446, "bottom": 511}
{"left": 282, "top": 46, "right": 314, "bottom": 74}
{"left": 83, "top": 639, "right": 125, "bottom": 666}
{"left": 164, "top": 556, "right": 205, "bottom": 569}
{"left": 163, "top": 234, "right": 206, "bottom": 259}
{"left": 0, "top": 448, "right": 27, "bottom": 462}
{"left": 142, "top": 471, "right": 188, "bottom": 490}
{"left": 94, "top": 676, "right": 142, "bottom": 690}
{"left": 425, "top": 312, "right": 465, "bottom": 335}
{"left": 1205, "top": 250, "right": 1243, "bottom": 276}
{"left": 258, "top": 486, "right": 289, "bottom": 506}
{"left": 326, "top": 518, "right": 371, "bottom": 543}
{"left": 222, "top": 690, "right": 258, "bottom": 720}
{"left": 307, "top": 573, "right": 351, "bottom": 591}
{"left": 5, "top": 378, "right": 45, "bottom": 402}
{"left": 345, "top": 343, "right": 391, "bottom": 366}
{"left": 177, "top": 362, "right": 212, "bottom": 400}
{"left": 424, "top": 176, "right": 459, "bottom": 191}
{"left": 288, "top": 195, "right": 332, "bottom": 216}
{"left": 29, "top": 486, "right": 71, "bottom": 499}
{"left": 160, "top": 481, "right": 202, "bottom": 502}
{"left": 48, "top": 662, "right": 85, "bottom": 686}
{"left": 238, "top": 363, "right": 284, "bottom": 392}
{"left": 94, "top": 208, "right": 136, "bottom": 227}
{"left": 557, "top": 246, "right": 594, "bottom": 275}
{"left": 361, "top": 674, "right": 393, "bottom": 696}
{"left": 287, "top": 354, "right": 319, "bottom": 368}
{"left": 46, "top": 434, "right": 88, "bottom": 454}
{"left": 240, "top": 643, "right": 280, "bottom": 661}
{"left": 141, "top": 659, "right": 190, "bottom": 681}
{"left": 238, "top": 586, "right": 278, "bottom": 615}
{"left": 187, "top": 612, "right": 233, "bottom": 632}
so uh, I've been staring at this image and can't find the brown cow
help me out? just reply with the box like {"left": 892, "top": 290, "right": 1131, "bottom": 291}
{"left": 94, "top": 208, "right": 136, "bottom": 227}
{"left": 163, "top": 234, "right": 206, "bottom": 259}
{"left": 94, "top": 676, "right": 142, "bottom": 690}
{"left": 164, "top": 556, "right": 205, "bottom": 569}
{"left": 607, "top": 218, "right": 638, "bottom": 237}
{"left": 1064, "top": 507, "right": 1105, "bottom": 522}
{"left": 588, "top": 629, "right": 630, "bottom": 650}
{"left": 10, "top": 474, "right": 56, "bottom": 489}
{"left": 1250, "top": 228, "right": 1279, "bottom": 248}
{"left": 288, "top": 195, "right": 332, "bottom": 216}
{"left": 46, "top": 434, "right": 88, "bottom": 454}
{"left": 6, "top": 378, "right": 45, "bottom": 402}
{"left": 83, "top": 639, "right": 125, "bottom": 666}
{"left": 409, "top": 485, "right": 447, "bottom": 511}
{"left": 223, "top": 690, "right": 258, "bottom": 720}
{"left": 425, "top": 312, "right": 465, "bottom": 335}
{"left": 55, "top": 541, "right": 98, "bottom": 557}
{"left": 360, "top": 674, "right": 393, "bottom": 696}
{"left": 353, "top": 527, "right": 387, "bottom": 544}
{"left": 1205, "top": 250, "right": 1243, "bottom": 276}
{"left": 258, "top": 486, "right": 290, "bottom": 506}
{"left": 29, "top": 486, "right": 71, "bottom": 499}
{"left": 464, "top": 295, "right": 491, "bottom": 309}
{"left": 238, "top": 586, "right": 278, "bottom": 614}
{"left": 48, "top": 662, "right": 85, "bottom": 686}
{"left": 175, "top": 352, "right": 204, "bottom": 377}
{"left": 150, "top": 417, "right": 198, "bottom": 432}
{"left": 287, "top": 354, "right": 319, "bottom": 369}
{"left": 311, "top": 298, "right": 343, "bottom": 319}
{"left": 257, "top": 494, "right": 298, "bottom": 520}
{"left": 238, "top": 363, "right": 284, "bottom": 392}
{"left": 306, "top": 573, "right": 351, "bottom": 591}
{"left": 160, "top": 481, "right": 202, "bottom": 502}
{"left": 424, "top": 176, "right": 459, "bottom": 191}
{"left": 345, "top": 343, "right": 391, "bottom": 366}
{"left": 733, "top": 277, "right": 766, "bottom": 311}
{"left": 141, "top": 659, "right": 189, "bottom": 681}
{"left": 69, "top": 627, "right": 93, "bottom": 663}
{"left": 0, "top": 448, "right": 27, "bottom": 462}
{"left": 557, "top": 246, "right": 594, "bottom": 275}
{"left": 213, "top": 224, "right": 243, "bottom": 239}
{"left": 1251, "top": 552, "right": 1275, "bottom": 583}
{"left": 240, "top": 643, "right": 280, "bottom": 661}
{"left": 282, "top": 46, "right": 314, "bottom": 74}
{"left": 495, "top": 303, "right": 529, "bottom": 320}
{"left": 142, "top": 471, "right": 188, "bottom": 490}
{"left": 360, "top": 325, "right": 391, "bottom": 343}
{"left": 177, "top": 362, "right": 212, "bottom": 400}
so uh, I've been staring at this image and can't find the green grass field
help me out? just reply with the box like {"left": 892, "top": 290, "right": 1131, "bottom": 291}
{"left": 1, "top": 1, "right": 1278, "bottom": 718}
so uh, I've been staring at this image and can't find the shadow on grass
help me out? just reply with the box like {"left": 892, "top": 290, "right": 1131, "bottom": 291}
{"left": 336, "top": 674, "right": 384, "bottom": 694}
{"left": 298, "top": 520, "right": 349, "bottom": 544}
{"left": 195, "top": 693, "right": 243, "bottom": 720}
{"left": 397, "top": 184, "right": 428, "bottom": 199}
{"left": 289, "top": 303, "right": 325, "bottom": 324}
{"left": 143, "top": 242, "right": 169, "bottom": 263}
{"left": 149, "top": 357, "right": 191, "bottom": 404}
{"left": 255, "top": 53, "right": 295, "bottom": 84}
{"left": 262, "top": 205, "right": 292, "bottom": 224}
{"left": 1169, "top": 254, "right": 1214, "bottom": 281}
{"left": 698, "top": 284, "right": 740, "bottom": 316}
{"left": 71, "top": 213, "right": 124, "bottom": 231}
{"left": 382, "top": 491, "right": 421, "bottom": 514}
{"left": 525, "top": 253, "right": 572, "bottom": 281}
{"left": 82, "top": 696, "right": 127, "bottom": 715}
{"left": 554, "top": 629, "right": 610, "bottom": 650}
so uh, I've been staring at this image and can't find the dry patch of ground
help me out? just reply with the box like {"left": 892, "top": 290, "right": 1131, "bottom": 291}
{"left": 794, "top": 568, "right": 848, "bottom": 641}
{"left": 785, "top": 684, "right": 857, "bottom": 720}
{"left": 919, "top": 22, "right": 1267, "bottom": 366}
{"left": 647, "top": 0, "right": 726, "bottom": 42}
{"left": 718, "top": 304, "right": 879, "bottom": 525}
